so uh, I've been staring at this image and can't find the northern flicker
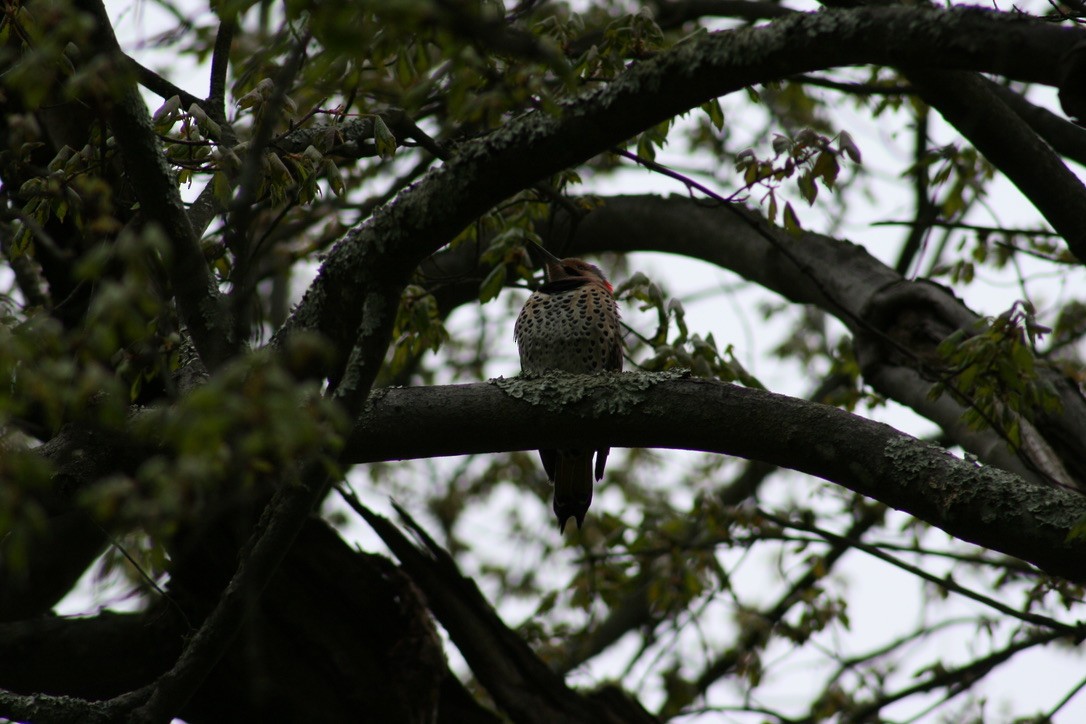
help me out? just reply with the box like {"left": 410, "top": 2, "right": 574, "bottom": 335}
{"left": 514, "top": 241, "right": 622, "bottom": 532}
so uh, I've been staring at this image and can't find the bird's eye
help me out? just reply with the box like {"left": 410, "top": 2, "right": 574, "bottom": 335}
{"left": 563, "top": 265, "right": 578, "bottom": 275}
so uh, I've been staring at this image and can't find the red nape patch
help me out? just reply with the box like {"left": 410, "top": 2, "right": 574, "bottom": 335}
{"left": 605, "top": 281, "right": 614, "bottom": 293}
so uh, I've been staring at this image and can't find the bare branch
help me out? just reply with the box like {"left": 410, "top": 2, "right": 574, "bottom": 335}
{"left": 847, "top": 628, "right": 1066, "bottom": 721}
{"left": 225, "top": 31, "right": 310, "bottom": 344}
{"left": 760, "top": 510, "right": 1079, "bottom": 635}
{"left": 123, "top": 56, "right": 203, "bottom": 110}
{"left": 207, "top": 15, "right": 236, "bottom": 125}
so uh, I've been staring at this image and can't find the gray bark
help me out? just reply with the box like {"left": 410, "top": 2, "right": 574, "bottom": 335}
{"left": 349, "top": 374, "right": 1086, "bottom": 582}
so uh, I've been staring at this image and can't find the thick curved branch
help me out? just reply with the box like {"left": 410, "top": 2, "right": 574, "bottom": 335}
{"left": 281, "top": 6, "right": 1086, "bottom": 405}
{"left": 908, "top": 68, "right": 1086, "bottom": 261}
{"left": 987, "top": 81, "right": 1086, "bottom": 169}
{"left": 410, "top": 191, "right": 1086, "bottom": 485}
{"left": 541, "top": 195, "right": 1086, "bottom": 486}
{"left": 347, "top": 376, "right": 1086, "bottom": 582}
{"left": 0, "top": 610, "right": 183, "bottom": 697}
{"left": 0, "top": 688, "right": 146, "bottom": 724}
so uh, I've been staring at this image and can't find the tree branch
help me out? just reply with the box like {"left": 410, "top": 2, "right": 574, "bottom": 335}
{"left": 846, "top": 628, "right": 1065, "bottom": 721}
{"left": 207, "top": 15, "right": 235, "bottom": 126}
{"left": 279, "top": 5, "right": 1086, "bottom": 402}
{"left": 0, "top": 610, "right": 183, "bottom": 697}
{"left": 540, "top": 195, "right": 1086, "bottom": 486}
{"left": 908, "top": 68, "right": 1086, "bottom": 262}
{"left": 894, "top": 108, "right": 936, "bottom": 274}
{"left": 128, "top": 463, "right": 327, "bottom": 720}
{"left": 352, "top": 499, "right": 658, "bottom": 724}
{"left": 346, "top": 375, "right": 1086, "bottom": 582}
{"left": 0, "top": 518, "right": 461, "bottom": 722}
{"left": 760, "top": 510, "right": 1079, "bottom": 635}
{"left": 77, "top": 0, "right": 236, "bottom": 371}
{"left": 122, "top": 56, "right": 203, "bottom": 110}
{"left": 988, "top": 81, "right": 1086, "bottom": 169}
{"left": 0, "top": 687, "right": 148, "bottom": 724}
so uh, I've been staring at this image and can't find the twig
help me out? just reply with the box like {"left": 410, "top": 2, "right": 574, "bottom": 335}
{"left": 845, "top": 628, "right": 1064, "bottom": 722}
{"left": 759, "top": 509, "right": 1083, "bottom": 637}
{"left": 207, "top": 17, "right": 236, "bottom": 126}
{"left": 123, "top": 56, "right": 203, "bottom": 109}
{"left": 894, "top": 109, "right": 937, "bottom": 275}
{"left": 1041, "top": 671, "right": 1086, "bottom": 720}
{"left": 225, "top": 29, "right": 311, "bottom": 344}
{"left": 674, "top": 505, "right": 886, "bottom": 714}
{"left": 789, "top": 73, "right": 914, "bottom": 96}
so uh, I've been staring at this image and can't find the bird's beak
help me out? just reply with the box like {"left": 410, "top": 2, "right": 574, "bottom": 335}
{"left": 523, "top": 239, "right": 564, "bottom": 267}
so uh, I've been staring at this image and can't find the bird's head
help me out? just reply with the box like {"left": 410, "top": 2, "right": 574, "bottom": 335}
{"left": 545, "top": 258, "right": 612, "bottom": 293}
{"left": 525, "top": 241, "right": 613, "bottom": 293}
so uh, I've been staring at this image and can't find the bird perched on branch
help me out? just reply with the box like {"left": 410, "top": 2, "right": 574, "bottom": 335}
{"left": 514, "top": 241, "right": 622, "bottom": 532}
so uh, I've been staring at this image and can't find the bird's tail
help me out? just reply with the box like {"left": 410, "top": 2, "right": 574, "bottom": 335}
{"left": 553, "top": 450, "right": 594, "bottom": 533}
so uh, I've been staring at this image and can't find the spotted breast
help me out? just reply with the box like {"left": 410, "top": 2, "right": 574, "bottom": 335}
{"left": 514, "top": 245, "right": 622, "bottom": 532}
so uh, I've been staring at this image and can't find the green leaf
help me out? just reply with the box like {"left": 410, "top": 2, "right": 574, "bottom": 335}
{"left": 478, "top": 264, "right": 506, "bottom": 303}
{"left": 410, "top": 295, "right": 433, "bottom": 333}
{"left": 798, "top": 173, "right": 818, "bottom": 205}
{"left": 743, "top": 163, "right": 759, "bottom": 186}
{"left": 374, "top": 116, "right": 397, "bottom": 160}
{"left": 1006, "top": 417, "right": 1021, "bottom": 448}
{"left": 323, "top": 159, "right": 345, "bottom": 197}
{"left": 212, "top": 172, "right": 232, "bottom": 206}
{"left": 812, "top": 151, "right": 840, "bottom": 189}
{"left": 702, "top": 98, "right": 725, "bottom": 131}
{"left": 636, "top": 133, "right": 656, "bottom": 162}
{"left": 1011, "top": 341, "right": 1034, "bottom": 375}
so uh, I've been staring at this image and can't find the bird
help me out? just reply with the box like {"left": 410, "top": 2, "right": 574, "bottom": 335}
{"left": 514, "top": 241, "right": 622, "bottom": 532}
